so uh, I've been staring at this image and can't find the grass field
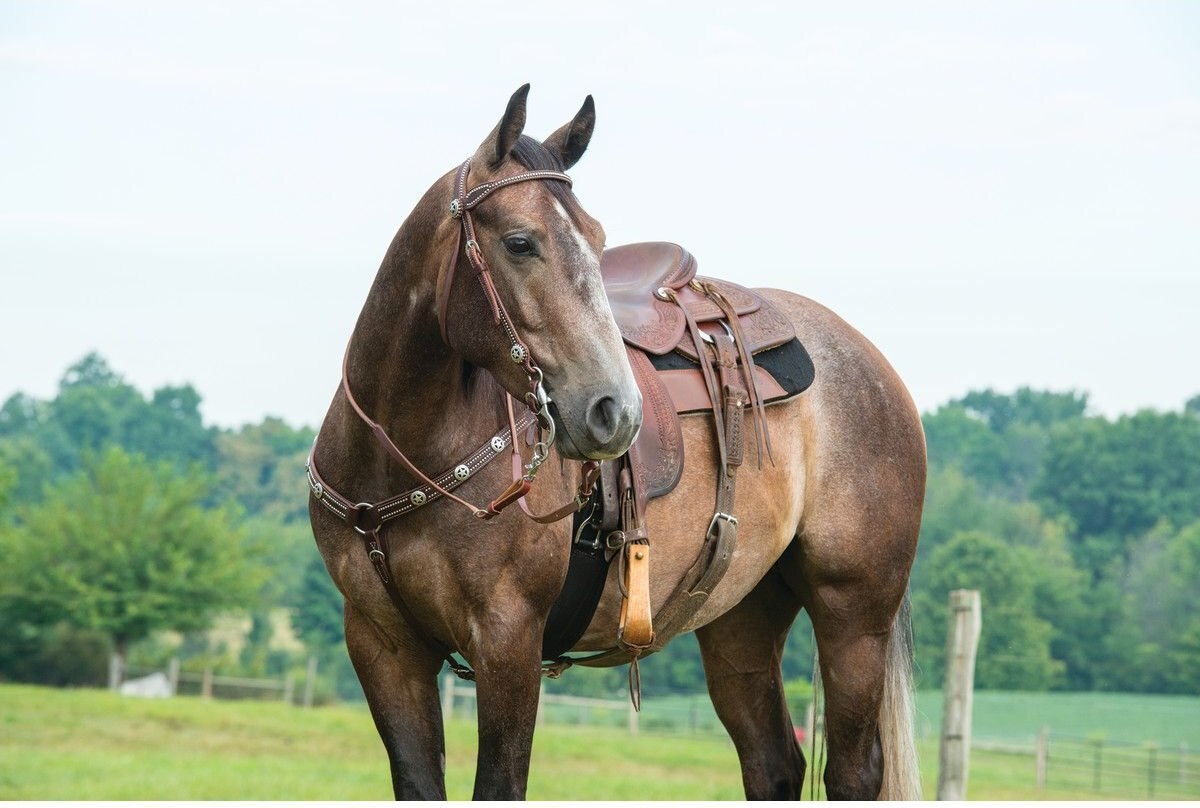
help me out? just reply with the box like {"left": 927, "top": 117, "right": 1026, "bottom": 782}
{"left": 1, "top": 683, "right": 1197, "bottom": 799}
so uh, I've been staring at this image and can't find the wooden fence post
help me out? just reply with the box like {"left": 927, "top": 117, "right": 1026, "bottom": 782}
{"left": 627, "top": 699, "right": 639, "bottom": 736}
{"left": 167, "top": 657, "right": 180, "bottom": 696}
{"left": 201, "top": 666, "right": 213, "bottom": 700}
{"left": 108, "top": 653, "right": 122, "bottom": 691}
{"left": 1035, "top": 726, "right": 1049, "bottom": 790}
{"left": 936, "top": 589, "right": 982, "bottom": 801}
{"left": 535, "top": 682, "right": 545, "bottom": 729}
{"left": 303, "top": 655, "right": 318, "bottom": 707}
{"left": 441, "top": 674, "right": 456, "bottom": 721}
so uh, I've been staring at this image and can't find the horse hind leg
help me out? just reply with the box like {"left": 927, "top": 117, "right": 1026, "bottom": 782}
{"left": 695, "top": 562, "right": 806, "bottom": 800}
{"left": 795, "top": 567, "right": 921, "bottom": 800}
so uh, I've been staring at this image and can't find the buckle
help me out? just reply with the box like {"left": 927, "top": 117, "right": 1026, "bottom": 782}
{"left": 707, "top": 511, "right": 738, "bottom": 536}
{"left": 604, "top": 530, "right": 627, "bottom": 551}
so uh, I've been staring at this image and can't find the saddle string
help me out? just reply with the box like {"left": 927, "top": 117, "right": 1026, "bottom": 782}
{"left": 664, "top": 287, "right": 728, "bottom": 469}
{"left": 693, "top": 280, "right": 775, "bottom": 466}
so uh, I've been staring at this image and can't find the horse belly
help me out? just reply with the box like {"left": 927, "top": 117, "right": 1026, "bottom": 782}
{"left": 574, "top": 405, "right": 808, "bottom": 649}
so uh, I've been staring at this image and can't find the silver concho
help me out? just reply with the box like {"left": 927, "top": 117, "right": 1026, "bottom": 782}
{"left": 313, "top": 482, "right": 323, "bottom": 499}
{"left": 509, "top": 343, "right": 528, "bottom": 364}
{"left": 410, "top": 490, "right": 427, "bottom": 507}
{"left": 454, "top": 464, "right": 471, "bottom": 481}
{"left": 490, "top": 436, "right": 506, "bottom": 453}
{"left": 448, "top": 199, "right": 462, "bottom": 218}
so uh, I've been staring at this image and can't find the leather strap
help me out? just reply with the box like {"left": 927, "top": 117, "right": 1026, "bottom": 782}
{"left": 307, "top": 409, "right": 537, "bottom": 528}
{"left": 616, "top": 465, "right": 654, "bottom": 651}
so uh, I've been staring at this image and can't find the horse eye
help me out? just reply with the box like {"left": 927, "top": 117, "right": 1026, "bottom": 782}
{"left": 503, "top": 236, "right": 533, "bottom": 256}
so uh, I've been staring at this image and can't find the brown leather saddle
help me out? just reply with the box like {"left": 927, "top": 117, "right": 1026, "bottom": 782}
{"left": 605, "top": 241, "right": 800, "bottom": 497}
{"left": 541, "top": 242, "right": 812, "bottom": 676}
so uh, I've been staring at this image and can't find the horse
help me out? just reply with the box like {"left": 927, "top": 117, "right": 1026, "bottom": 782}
{"left": 308, "top": 85, "right": 925, "bottom": 800}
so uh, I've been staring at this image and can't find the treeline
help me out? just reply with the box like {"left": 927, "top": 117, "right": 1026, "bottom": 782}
{"left": 0, "top": 353, "right": 351, "bottom": 698}
{"left": 1, "top": 354, "right": 1197, "bottom": 698}
{"left": 914, "top": 389, "right": 1200, "bottom": 693}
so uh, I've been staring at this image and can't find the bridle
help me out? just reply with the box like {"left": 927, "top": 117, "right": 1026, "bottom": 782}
{"left": 436, "top": 157, "right": 579, "bottom": 506}
{"left": 306, "top": 156, "right": 603, "bottom": 676}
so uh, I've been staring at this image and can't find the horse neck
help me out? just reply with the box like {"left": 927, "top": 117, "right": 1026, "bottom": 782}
{"left": 337, "top": 209, "right": 498, "bottom": 488}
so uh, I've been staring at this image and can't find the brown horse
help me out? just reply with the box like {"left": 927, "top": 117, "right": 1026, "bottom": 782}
{"left": 309, "top": 85, "right": 925, "bottom": 800}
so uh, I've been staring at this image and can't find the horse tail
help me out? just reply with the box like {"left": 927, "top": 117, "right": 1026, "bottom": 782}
{"left": 879, "top": 592, "right": 922, "bottom": 799}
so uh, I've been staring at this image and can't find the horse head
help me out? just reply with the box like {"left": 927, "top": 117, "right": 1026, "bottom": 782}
{"left": 438, "top": 85, "right": 641, "bottom": 461}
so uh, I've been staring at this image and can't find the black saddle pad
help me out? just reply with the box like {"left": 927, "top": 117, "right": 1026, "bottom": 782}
{"left": 648, "top": 337, "right": 815, "bottom": 399}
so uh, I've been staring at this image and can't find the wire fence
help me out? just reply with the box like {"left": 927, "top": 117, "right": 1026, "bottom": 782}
{"left": 1045, "top": 734, "right": 1197, "bottom": 799}
{"left": 969, "top": 731, "right": 1200, "bottom": 799}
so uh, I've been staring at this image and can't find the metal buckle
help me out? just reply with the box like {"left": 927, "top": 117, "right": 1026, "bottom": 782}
{"left": 707, "top": 511, "right": 738, "bottom": 536}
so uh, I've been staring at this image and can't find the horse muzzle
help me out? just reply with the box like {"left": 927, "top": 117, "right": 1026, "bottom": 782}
{"left": 549, "top": 390, "right": 642, "bottom": 461}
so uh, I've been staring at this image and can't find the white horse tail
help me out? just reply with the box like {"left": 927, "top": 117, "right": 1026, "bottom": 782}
{"left": 879, "top": 593, "right": 922, "bottom": 799}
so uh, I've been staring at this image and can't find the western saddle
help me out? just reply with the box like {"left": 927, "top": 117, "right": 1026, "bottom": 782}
{"left": 541, "top": 242, "right": 810, "bottom": 689}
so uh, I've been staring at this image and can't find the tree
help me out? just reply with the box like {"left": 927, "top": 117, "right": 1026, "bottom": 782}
{"left": 912, "top": 531, "right": 1063, "bottom": 690}
{"left": 1103, "top": 520, "right": 1200, "bottom": 693}
{"left": 1034, "top": 410, "right": 1200, "bottom": 574}
{"left": 0, "top": 446, "right": 264, "bottom": 680}
{"left": 923, "top": 388, "right": 1089, "bottom": 500}
{"left": 214, "top": 417, "right": 314, "bottom": 523}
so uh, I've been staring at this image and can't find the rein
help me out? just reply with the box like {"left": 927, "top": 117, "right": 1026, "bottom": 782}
{"left": 308, "top": 157, "right": 601, "bottom": 678}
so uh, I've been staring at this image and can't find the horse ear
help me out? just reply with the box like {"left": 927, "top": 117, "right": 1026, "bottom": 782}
{"left": 542, "top": 95, "right": 595, "bottom": 170}
{"left": 475, "top": 83, "right": 530, "bottom": 169}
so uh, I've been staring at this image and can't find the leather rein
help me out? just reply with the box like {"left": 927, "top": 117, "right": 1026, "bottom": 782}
{"left": 307, "top": 158, "right": 602, "bottom": 678}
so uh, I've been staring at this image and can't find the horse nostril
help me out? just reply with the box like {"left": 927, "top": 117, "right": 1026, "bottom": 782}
{"left": 585, "top": 395, "right": 620, "bottom": 446}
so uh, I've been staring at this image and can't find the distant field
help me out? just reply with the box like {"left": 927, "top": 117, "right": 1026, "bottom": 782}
{"left": 1, "top": 683, "right": 1197, "bottom": 799}
{"left": 914, "top": 690, "right": 1200, "bottom": 746}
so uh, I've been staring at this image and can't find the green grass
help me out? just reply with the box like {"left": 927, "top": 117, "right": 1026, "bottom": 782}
{"left": 914, "top": 689, "right": 1200, "bottom": 746}
{"left": 2, "top": 683, "right": 1196, "bottom": 799}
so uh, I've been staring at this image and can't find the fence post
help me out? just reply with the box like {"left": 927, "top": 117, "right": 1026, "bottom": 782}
{"left": 441, "top": 674, "right": 456, "bottom": 721}
{"left": 1035, "top": 726, "right": 1049, "bottom": 790}
{"left": 201, "top": 667, "right": 213, "bottom": 700}
{"left": 303, "top": 655, "right": 318, "bottom": 707}
{"left": 936, "top": 589, "right": 982, "bottom": 801}
{"left": 535, "top": 682, "right": 545, "bottom": 729}
{"left": 167, "top": 657, "right": 180, "bottom": 696}
{"left": 804, "top": 701, "right": 815, "bottom": 742}
{"left": 283, "top": 673, "right": 294, "bottom": 704}
{"left": 627, "top": 698, "right": 639, "bottom": 736}
{"left": 108, "top": 653, "right": 122, "bottom": 691}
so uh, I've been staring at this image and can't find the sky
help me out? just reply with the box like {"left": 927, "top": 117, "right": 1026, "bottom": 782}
{"left": 2, "top": 1, "right": 1198, "bottom": 429}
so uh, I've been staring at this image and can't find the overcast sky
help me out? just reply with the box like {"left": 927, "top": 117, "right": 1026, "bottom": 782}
{"left": 2, "top": 1, "right": 1197, "bottom": 428}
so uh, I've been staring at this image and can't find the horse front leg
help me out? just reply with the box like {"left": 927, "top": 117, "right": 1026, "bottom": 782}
{"left": 468, "top": 607, "right": 545, "bottom": 800}
{"left": 344, "top": 600, "right": 447, "bottom": 800}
